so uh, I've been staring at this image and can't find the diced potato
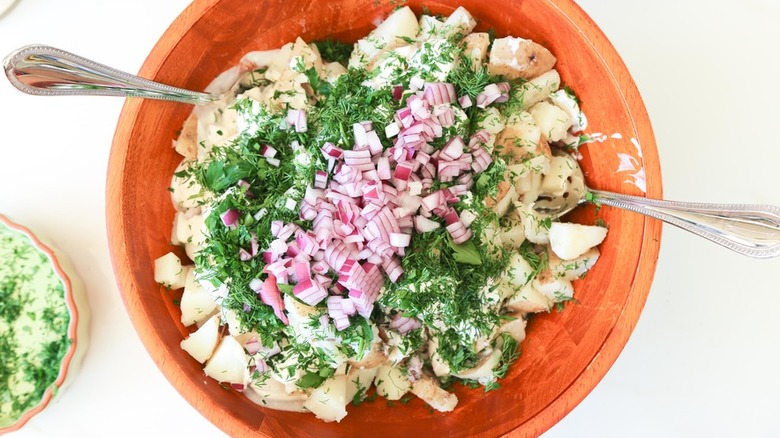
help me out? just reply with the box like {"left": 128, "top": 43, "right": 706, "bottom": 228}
{"left": 492, "top": 184, "right": 517, "bottom": 217}
{"left": 461, "top": 32, "right": 490, "bottom": 69}
{"left": 528, "top": 101, "right": 573, "bottom": 142}
{"left": 499, "top": 220, "right": 526, "bottom": 249}
{"left": 495, "top": 111, "right": 552, "bottom": 164}
{"left": 550, "top": 89, "right": 587, "bottom": 132}
{"left": 479, "top": 219, "right": 504, "bottom": 255}
{"left": 348, "top": 341, "right": 387, "bottom": 369}
{"left": 504, "top": 252, "right": 535, "bottom": 288}
{"left": 303, "top": 375, "right": 349, "bottom": 423}
{"left": 284, "top": 295, "right": 320, "bottom": 326}
{"left": 440, "top": 6, "right": 477, "bottom": 39}
{"left": 346, "top": 367, "right": 380, "bottom": 403}
{"left": 549, "top": 247, "right": 600, "bottom": 281}
{"left": 373, "top": 6, "right": 420, "bottom": 45}
{"left": 418, "top": 15, "right": 444, "bottom": 40}
{"left": 548, "top": 222, "right": 608, "bottom": 260}
{"left": 322, "top": 61, "right": 347, "bottom": 81}
{"left": 244, "top": 377, "right": 307, "bottom": 413}
{"left": 410, "top": 376, "right": 458, "bottom": 412}
{"left": 408, "top": 38, "right": 457, "bottom": 82}
{"left": 180, "top": 268, "right": 219, "bottom": 326}
{"left": 240, "top": 49, "right": 282, "bottom": 71}
{"left": 487, "top": 36, "right": 556, "bottom": 80}
{"left": 453, "top": 346, "right": 502, "bottom": 380}
{"left": 350, "top": 7, "right": 419, "bottom": 68}
{"left": 428, "top": 337, "right": 451, "bottom": 377}
{"left": 180, "top": 314, "right": 220, "bottom": 363}
{"left": 533, "top": 273, "right": 574, "bottom": 303}
{"left": 170, "top": 159, "right": 205, "bottom": 212}
{"left": 518, "top": 203, "right": 550, "bottom": 245}
{"left": 171, "top": 211, "right": 189, "bottom": 246}
{"left": 374, "top": 364, "right": 412, "bottom": 401}
{"left": 154, "top": 252, "right": 187, "bottom": 289}
{"left": 184, "top": 214, "right": 207, "bottom": 260}
{"left": 510, "top": 69, "right": 561, "bottom": 111}
{"left": 174, "top": 111, "right": 198, "bottom": 159}
{"left": 203, "top": 336, "right": 249, "bottom": 385}
{"left": 477, "top": 107, "right": 505, "bottom": 135}
{"left": 505, "top": 282, "right": 552, "bottom": 314}
{"left": 499, "top": 316, "right": 527, "bottom": 342}
{"left": 540, "top": 154, "right": 579, "bottom": 197}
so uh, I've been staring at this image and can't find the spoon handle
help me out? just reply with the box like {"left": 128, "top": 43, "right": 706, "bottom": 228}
{"left": 591, "top": 190, "right": 780, "bottom": 258}
{"left": 3, "top": 45, "right": 217, "bottom": 104}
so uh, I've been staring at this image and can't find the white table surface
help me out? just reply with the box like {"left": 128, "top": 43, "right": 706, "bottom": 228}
{"left": 1, "top": 0, "right": 778, "bottom": 436}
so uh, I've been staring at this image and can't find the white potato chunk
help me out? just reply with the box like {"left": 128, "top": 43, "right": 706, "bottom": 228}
{"left": 529, "top": 101, "right": 573, "bottom": 142}
{"left": 460, "top": 32, "right": 490, "bottom": 69}
{"left": 180, "top": 268, "right": 219, "bottom": 326}
{"left": 184, "top": 214, "right": 207, "bottom": 260}
{"left": 170, "top": 160, "right": 204, "bottom": 211}
{"left": 518, "top": 203, "right": 550, "bottom": 245}
{"left": 174, "top": 111, "right": 198, "bottom": 159}
{"left": 533, "top": 270, "right": 575, "bottom": 302}
{"left": 245, "top": 377, "right": 307, "bottom": 413}
{"left": 180, "top": 314, "right": 220, "bottom": 363}
{"left": 511, "top": 69, "right": 561, "bottom": 111}
{"left": 171, "top": 211, "right": 191, "bottom": 246}
{"left": 540, "top": 154, "right": 579, "bottom": 197}
{"left": 303, "top": 375, "right": 349, "bottom": 423}
{"left": 373, "top": 6, "right": 420, "bottom": 45}
{"left": 410, "top": 376, "right": 458, "bottom": 412}
{"left": 374, "top": 364, "right": 412, "bottom": 401}
{"left": 487, "top": 36, "right": 556, "bottom": 80}
{"left": 418, "top": 15, "right": 444, "bottom": 40}
{"left": 499, "top": 316, "right": 527, "bottom": 343}
{"left": 504, "top": 252, "right": 535, "bottom": 288}
{"left": 505, "top": 282, "right": 552, "bottom": 314}
{"left": 549, "top": 247, "right": 600, "bottom": 281}
{"left": 154, "top": 252, "right": 187, "bottom": 289}
{"left": 346, "top": 367, "right": 380, "bottom": 403}
{"left": 428, "top": 337, "right": 451, "bottom": 377}
{"left": 493, "top": 184, "right": 517, "bottom": 217}
{"left": 499, "top": 220, "right": 526, "bottom": 249}
{"left": 453, "top": 347, "right": 501, "bottom": 380}
{"left": 496, "top": 111, "right": 551, "bottom": 165}
{"left": 477, "top": 107, "right": 505, "bottom": 135}
{"left": 548, "top": 222, "right": 608, "bottom": 260}
{"left": 550, "top": 89, "right": 588, "bottom": 132}
{"left": 203, "top": 336, "right": 249, "bottom": 385}
{"left": 440, "top": 6, "right": 477, "bottom": 39}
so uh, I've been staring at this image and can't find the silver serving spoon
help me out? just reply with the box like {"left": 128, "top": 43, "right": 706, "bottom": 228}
{"left": 5, "top": 45, "right": 780, "bottom": 258}
{"left": 534, "top": 163, "right": 780, "bottom": 258}
{"left": 3, "top": 44, "right": 219, "bottom": 104}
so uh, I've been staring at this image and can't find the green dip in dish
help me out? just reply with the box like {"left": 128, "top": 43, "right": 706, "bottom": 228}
{"left": 0, "top": 215, "right": 86, "bottom": 431}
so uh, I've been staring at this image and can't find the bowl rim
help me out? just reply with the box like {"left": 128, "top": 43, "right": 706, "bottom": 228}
{"left": 106, "top": 0, "right": 663, "bottom": 436}
{"left": 0, "top": 214, "right": 86, "bottom": 434}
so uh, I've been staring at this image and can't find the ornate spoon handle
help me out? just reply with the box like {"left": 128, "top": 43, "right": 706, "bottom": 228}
{"left": 591, "top": 190, "right": 780, "bottom": 258}
{"left": 3, "top": 45, "right": 217, "bottom": 104}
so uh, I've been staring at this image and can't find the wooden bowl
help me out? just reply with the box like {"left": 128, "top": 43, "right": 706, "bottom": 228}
{"left": 106, "top": 0, "right": 662, "bottom": 436}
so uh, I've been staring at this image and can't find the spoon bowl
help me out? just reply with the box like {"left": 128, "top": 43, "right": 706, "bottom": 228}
{"left": 3, "top": 45, "right": 220, "bottom": 104}
{"left": 533, "top": 154, "right": 780, "bottom": 258}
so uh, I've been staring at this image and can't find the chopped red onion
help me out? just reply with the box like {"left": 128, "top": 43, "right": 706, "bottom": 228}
{"left": 220, "top": 209, "right": 240, "bottom": 227}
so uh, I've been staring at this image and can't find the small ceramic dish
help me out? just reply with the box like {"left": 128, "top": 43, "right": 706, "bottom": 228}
{"left": 0, "top": 214, "right": 89, "bottom": 435}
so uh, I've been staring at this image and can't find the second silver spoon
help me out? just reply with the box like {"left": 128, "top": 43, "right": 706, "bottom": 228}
{"left": 3, "top": 44, "right": 219, "bottom": 104}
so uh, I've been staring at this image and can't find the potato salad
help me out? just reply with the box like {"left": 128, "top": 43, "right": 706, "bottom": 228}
{"left": 155, "top": 6, "right": 607, "bottom": 422}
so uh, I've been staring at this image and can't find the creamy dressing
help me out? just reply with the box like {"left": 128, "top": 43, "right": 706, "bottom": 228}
{"left": 0, "top": 221, "right": 70, "bottom": 427}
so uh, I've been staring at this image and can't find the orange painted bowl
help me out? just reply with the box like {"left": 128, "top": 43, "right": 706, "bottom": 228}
{"left": 106, "top": 0, "right": 662, "bottom": 436}
{"left": 0, "top": 215, "right": 89, "bottom": 434}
